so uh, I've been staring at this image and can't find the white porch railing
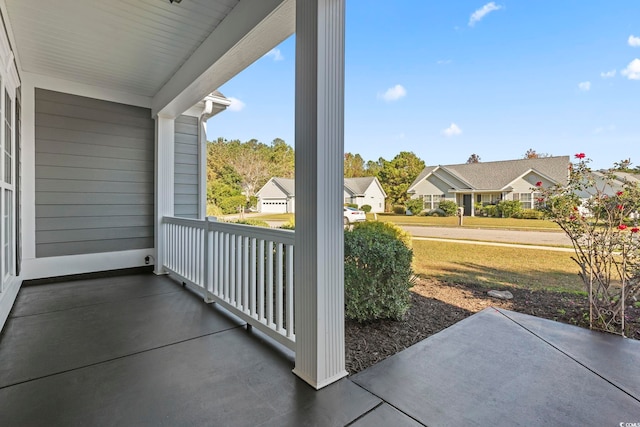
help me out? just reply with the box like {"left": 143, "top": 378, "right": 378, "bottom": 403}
{"left": 162, "top": 216, "right": 295, "bottom": 350}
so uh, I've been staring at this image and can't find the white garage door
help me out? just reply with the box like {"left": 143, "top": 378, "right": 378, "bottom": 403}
{"left": 260, "top": 199, "right": 288, "bottom": 213}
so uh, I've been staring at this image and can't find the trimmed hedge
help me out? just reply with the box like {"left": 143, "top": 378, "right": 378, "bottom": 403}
{"left": 344, "top": 221, "right": 414, "bottom": 322}
{"left": 360, "top": 204, "right": 372, "bottom": 213}
{"left": 437, "top": 200, "right": 458, "bottom": 216}
{"left": 405, "top": 198, "right": 424, "bottom": 215}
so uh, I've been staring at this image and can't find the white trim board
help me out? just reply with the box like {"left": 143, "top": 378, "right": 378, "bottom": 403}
{"left": 21, "top": 249, "right": 154, "bottom": 280}
{"left": 0, "top": 275, "right": 20, "bottom": 332}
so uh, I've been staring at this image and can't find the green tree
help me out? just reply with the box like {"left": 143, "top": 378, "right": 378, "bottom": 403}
{"left": 378, "top": 152, "right": 425, "bottom": 207}
{"left": 365, "top": 158, "right": 384, "bottom": 177}
{"left": 268, "top": 138, "right": 295, "bottom": 178}
{"left": 344, "top": 152, "right": 366, "bottom": 178}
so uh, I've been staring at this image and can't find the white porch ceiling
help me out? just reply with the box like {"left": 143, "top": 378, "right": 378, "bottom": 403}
{"left": 4, "top": 0, "right": 241, "bottom": 97}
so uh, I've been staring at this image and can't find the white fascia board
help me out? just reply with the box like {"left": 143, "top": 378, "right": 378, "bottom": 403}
{"left": 183, "top": 93, "right": 231, "bottom": 118}
{"left": 152, "top": 0, "right": 294, "bottom": 118}
{"left": 22, "top": 72, "right": 152, "bottom": 108}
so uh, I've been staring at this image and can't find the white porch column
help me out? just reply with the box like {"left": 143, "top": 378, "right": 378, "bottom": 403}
{"left": 154, "top": 115, "right": 175, "bottom": 274}
{"left": 293, "top": 0, "right": 347, "bottom": 389}
{"left": 198, "top": 116, "right": 207, "bottom": 219}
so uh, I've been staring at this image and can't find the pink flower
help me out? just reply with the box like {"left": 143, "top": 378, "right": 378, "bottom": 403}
{"left": 616, "top": 191, "right": 624, "bottom": 196}
{"left": 575, "top": 153, "right": 586, "bottom": 159}
{"left": 618, "top": 224, "right": 627, "bottom": 230}
{"left": 617, "top": 204, "right": 624, "bottom": 211}
{"left": 536, "top": 181, "right": 543, "bottom": 187}
{"left": 569, "top": 215, "right": 576, "bottom": 221}
{"left": 573, "top": 206, "right": 579, "bottom": 211}
{"left": 632, "top": 227, "right": 639, "bottom": 233}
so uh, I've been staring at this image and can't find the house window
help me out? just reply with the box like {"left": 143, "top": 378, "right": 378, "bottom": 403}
{"left": 514, "top": 192, "right": 540, "bottom": 209}
{"left": 422, "top": 194, "right": 445, "bottom": 210}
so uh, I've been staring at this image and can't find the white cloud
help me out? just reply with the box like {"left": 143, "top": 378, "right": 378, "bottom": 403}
{"left": 227, "top": 97, "right": 246, "bottom": 112}
{"left": 578, "top": 81, "right": 591, "bottom": 91}
{"left": 469, "top": 2, "right": 502, "bottom": 27}
{"left": 442, "top": 123, "right": 462, "bottom": 137}
{"left": 628, "top": 35, "right": 640, "bottom": 47}
{"left": 600, "top": 70, "right": 616, "bottom": 78}
{"left": 437, "top": 59, "right": 452, "bottom": 65}
{"left": 265, "top": 48, "right": 284, "bottom": 61}
{"left": 621, "top": 58, "right": 640, "bottom": 80}
{"left": 379, "top": 84, "right": 407, "bottom": 102}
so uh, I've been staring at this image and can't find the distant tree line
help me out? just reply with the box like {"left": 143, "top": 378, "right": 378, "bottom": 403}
{"left": 207, "top": 138, "right": 426, "bottom": 213}
{"left": 208, "top": 140, "right": 639, "bottom": 215}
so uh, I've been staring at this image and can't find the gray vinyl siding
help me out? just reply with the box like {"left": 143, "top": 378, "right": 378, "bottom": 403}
{"left": 174, "top": 115, "right": 199, "bottom": 219}
{"left": 35, "top": 89, "right": 154, "bottom": 258}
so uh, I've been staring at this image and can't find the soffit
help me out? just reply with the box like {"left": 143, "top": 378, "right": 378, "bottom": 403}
{"left": 4, "top": 0, "right": 240, "bottom": 97}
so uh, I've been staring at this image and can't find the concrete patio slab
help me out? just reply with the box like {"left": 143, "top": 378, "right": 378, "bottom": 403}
{"left": 350, "top": 403, "right": 423, "bottom": 427}
{"left": 0, "top": 328, "right": 380, "bottom": 427}
{"left": 0, "top": 281, "right": 243, "bottom": 387}
{"left": 11, "top": 273, "right": 177, "bottom": 317}
{"left": 497, "top": 307, "right": 640, "bottom": 400}
{"left": 351, "top": 308, "right": 640, "bottom": 426}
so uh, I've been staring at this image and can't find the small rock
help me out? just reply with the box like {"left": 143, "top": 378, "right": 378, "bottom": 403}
{"left": 488, "top": 290, "right": 513, "bottom": 300}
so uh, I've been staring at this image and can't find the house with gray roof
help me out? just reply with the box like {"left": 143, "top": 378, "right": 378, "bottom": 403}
{"left": 343, "top": 177, "right": 387, "bottom": 213}
{"left": 408, "top": 156, "right": 571, "bottom": 216}
{"left": 257, "top": 176, "right": 387, "bottom": 213}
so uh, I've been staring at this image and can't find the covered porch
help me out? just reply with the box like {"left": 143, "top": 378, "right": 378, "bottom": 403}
{"left": 0, "top": 0, "right": 348, "bottom": 389}
{"left": 2, "top": 272, "right": 639, "bottom": 425}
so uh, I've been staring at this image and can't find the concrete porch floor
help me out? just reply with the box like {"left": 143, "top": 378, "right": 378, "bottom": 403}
{"left": 1, "top": 273, "right": 639, "bottom": 426}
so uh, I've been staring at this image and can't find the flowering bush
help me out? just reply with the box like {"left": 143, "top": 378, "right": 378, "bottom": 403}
{"left": 536, "top": 154, "right": 640, "bottom": 335}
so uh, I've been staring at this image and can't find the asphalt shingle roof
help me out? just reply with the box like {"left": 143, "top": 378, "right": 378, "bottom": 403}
{"left": 409, "top": 156, "right": 570, "bottom": 191}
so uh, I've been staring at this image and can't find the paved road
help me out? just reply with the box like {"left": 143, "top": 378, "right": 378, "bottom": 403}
{"left": 401, "top": 225, "right": 571, "bottom": 246}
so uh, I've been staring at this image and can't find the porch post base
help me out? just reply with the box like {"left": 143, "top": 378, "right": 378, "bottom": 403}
{"left": 292, "top": 368, "right": 349, "bottom": 390}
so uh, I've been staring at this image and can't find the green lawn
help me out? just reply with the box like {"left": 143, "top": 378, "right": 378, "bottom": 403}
{"left": 373, "top": 213, "right": 561, "bottom": 231}
{"left": 412, "top": 240, "right": 584, "bottom": 294}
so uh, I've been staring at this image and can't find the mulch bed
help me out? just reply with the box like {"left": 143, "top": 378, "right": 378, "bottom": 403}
{"left": 345, "top": 278, "right": 640, "bottom": 375}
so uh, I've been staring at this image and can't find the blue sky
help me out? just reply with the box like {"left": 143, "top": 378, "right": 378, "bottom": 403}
{"left": 207, "top": 1, "right": 640, "bottom": 170}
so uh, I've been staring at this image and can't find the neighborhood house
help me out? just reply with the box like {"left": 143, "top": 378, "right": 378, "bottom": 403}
{"left": 408, "top": 156, "right": 571, "bottom": 216}
{"left": 257, "top": 176, "right": 387, "bottom": 213}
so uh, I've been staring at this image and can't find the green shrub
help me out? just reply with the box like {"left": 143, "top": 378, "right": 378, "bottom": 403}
{"left": 346, "top": 203, "right": 358, "bottom": 209}
{"left": 218, "top": 195, "right": 248, "bottom": 215}
{"left": 352, "top": 220, "right": 412, "bottom": 248}
{"left": 360, "top": 204, "right": 372, "bottom": 213}
{"left": 497, "top": 200, "right": 522, "bottom": 218}
{"left": 392, "top": 205, "right": 406, "bottom": 214}
{"left": 279, "top": 215, "right": 295, "bottom": 230}
{"left": 516, "top": 209, "right": 544, "bottom": 219}
{"left": 405, "top": 198, "right": 424, "bottom": 215}
{"left": 231, "top": 219, "right": 270, "bottom": 228}
{"left": 437, "top": 200, "right": 458, "bottom": 216}
{"left": 344, "top": 222, "right": 414, "bottom": 322}
{"left": 482, "top": 205, "right": 498, "bottom": 217}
